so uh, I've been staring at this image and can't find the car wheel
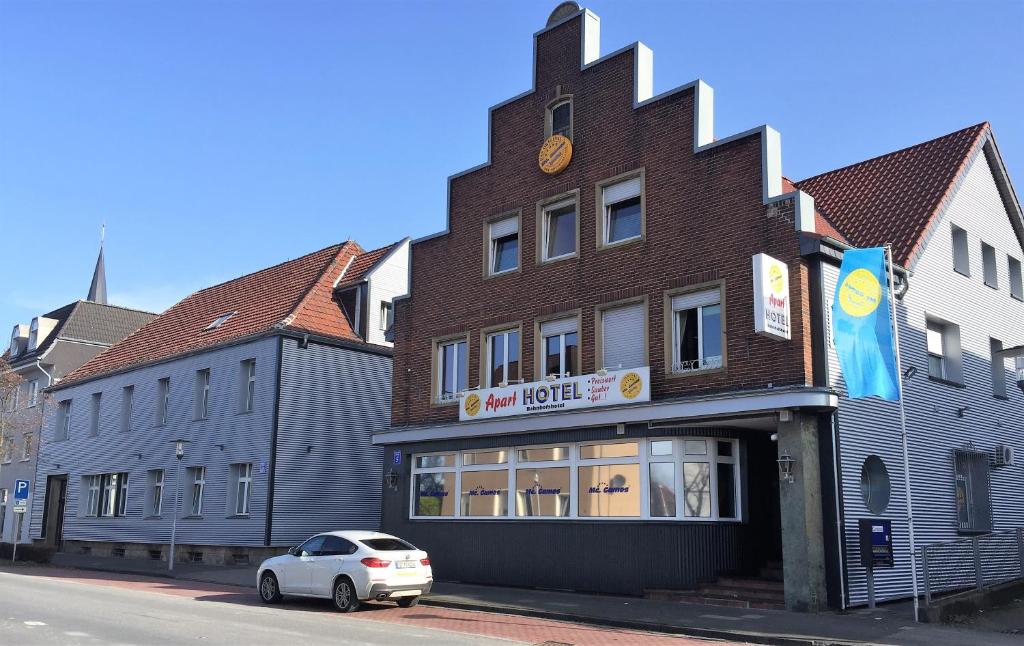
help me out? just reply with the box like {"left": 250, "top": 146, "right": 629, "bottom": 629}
{"left": 332, "top": 578, "right": 360, "bottom": 613}
{"left": 259, "top": 572, "right": 283, "bottom": 604}
{"left": 396, "top": 596, "right": 419, "bottom": 608}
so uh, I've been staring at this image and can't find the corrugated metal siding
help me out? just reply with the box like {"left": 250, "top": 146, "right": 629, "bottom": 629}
{"left": 365, "top": 240, "right": 409, "bottom": 347}
{"left": 826, "top": 151, "right": 1024, "bottom": 605}
{"left": 30, "top": 337, "right": 280, "bottom": 546}
{"left": 270, "top": 338, "right": 389, "bottom": 545}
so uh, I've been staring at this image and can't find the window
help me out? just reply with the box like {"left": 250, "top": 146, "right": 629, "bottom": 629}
{"left": 56, "top": 400, "right": 71, "bottom": 440}
{"left": 27, "top": 380, "right": 38, "bottom": 407}
{"left": 380, "top": 301, "right": 394, "bottom": 331}
{"left": 296, "top": 535, "right": 325, "bottom": 557}
{"left": 83, "top": 475, "right": 101, "bottom": 517}
{"left": 28, "top": 318, "right": 39, "bottom": 350}
{"left": 954, "top": 449, "right": 992, "bottom": 533}
{"left": 320, "top": 535, "right": 358, "bottom": 556}
{"left": 88, "top": 393, "right": 101, "bottom": 436}
{"left": 240, "top": 359, "right": 256, "bottom": 413}
{"left": 600, "top": 175, "right": 643, "bottom": 246}
{"left": 147, "top": 469, "right": 164, "bottom": 517}
{"left": 205, "top": 311, "right": 235, "bottom": 330}
{"left": 487, "top": 215, "right": 520, "bottom": 275}
{"left": 360, "top": 537, "right": 414, "bottom": 551}
{"left": 926, "top": 318, "right": 963, "bottom": 384}
{"left": 548, "top": 99, "right": 571, "bottom": 139}
{"left": 195, "top": 369, "right": 210, "bottom": 420}
{"left": 951, "top": 225, "right": 970, "bottom": 276}
{"left": 83, "top": 472, "right": 128, "bottom": 518}
{"left": 229, "top": 463, "right": 253, "bottom": 515}
{"left": 411, "top": 438, "right": 742, "bottom": 521}
{"left": 599, "top": 301, "right": 646, "bottom": 370}
{"left": 156, "top": 378, "right": 170, "bottom": 425}
{"left": 1009, "top": 256, "right": 1023, "bottom": 301}
{"left": 0, "top": 490, "right": 6, "bottom": 536}
{"left": 540, "top": 317, "right": 579, "bottom": 378}
{"left": 982, "top": 242, "right": 998, "bottom": 288}
{"left": 991, "top": 339, "right": 1007, "bottom": 398}
{"left": 188, "top": 466, "right": 206, "bottom": 516}
{"left": 485, "top": 328, "right": 520, "bottom": 387}
{"left": 121, "top": 386, "right": 134, "bottom": 432}
{"left": 21, "top": 432, "right": 33, "bottom": 460}
{"left": 435, "top": 338, "right": 468, "bottom": 403}
{"left": 541, "top": 199, "right": 577, "bottom": 261}
{"left": 336, "top": 284, "right": 368, "bottom": 339}
{"left": 860, "top": 455, "right": 891, "bottom": 515}
{"left": 670, "top": 288, "right": 723, "bottom": 374}
{"left": 0, "top": 435, "right": 11, "bottom": 463}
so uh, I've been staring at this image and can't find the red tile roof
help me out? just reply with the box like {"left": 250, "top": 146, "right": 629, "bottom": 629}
{"left": 796, "top": 123, "right": 989, "bottom": 265}
{"left": 781, "top": 177, "right": 849, "bottom": 244}
{"left": 57, "top": 240, "right": 398, "bottom": 388}
{"left": 333, "top": 242, "right": 398, "bottom": 289}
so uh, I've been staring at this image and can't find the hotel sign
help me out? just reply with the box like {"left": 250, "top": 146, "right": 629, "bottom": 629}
{"left": 752, "top": 253, "right": 791, "bottom": 341}
{"left": 459, "top": 367, "right": 650, "bottom": 422}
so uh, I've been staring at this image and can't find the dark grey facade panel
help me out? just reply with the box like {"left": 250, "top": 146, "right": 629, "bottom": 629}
{"left": 270, "top": 338, "right": 389, "bottom": 546}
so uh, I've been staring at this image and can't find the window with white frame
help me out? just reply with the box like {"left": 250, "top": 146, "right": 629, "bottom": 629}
{"left": 188, "top": 466, "right": 206, "bottom": 516}
{"left": 486, "top": 329, "right": 520, "bottom": 387}
{"left": 982, "top": 242, "right": 999, "bottom": 288}
{"left": 600, "top": 301, "right": 645, "bottom": 370}
{"left": 83, "top": 474, "right": 101, "bottom": 517}
{"left": 1009, "top": 256, "right": 1023, "bottom": 301}
{"left": 380, "top": 301, "right": 394, "bottom": 331}
{"left": 411, "top": 438, "right": 742, "bottom": 521}
{"left": 147, "top": 469, "right": 164, "bottom": 517}
{"left": 27, "top": 319, "right": 39, "bottom": 351}
{"left": 82, "top": 472, "right": 128, "bottom": 518}
{"left": 601, "top": 176, "right": 642, "bottom": 246}
{"left": 121, "top": 386, "right": 134, "bottom": 432}
{"left": 27, "top": 380, "right": 38, "bottom": 407}
{"left": 229, "top": 463, "right": 253, "bottom": 515}
{"left": 926, "top": 318, "right": 963, "bottom": 383}
{"left": 488, "top": 216, "right": 519, "bottom": 275}
{"left": 88, "top": 392, "right": 101, "bottom": 436}
{"left": 56, "top": 400, "right": 71, "bottom": 440}
{"left": 670, "top": 288, "right": 723, "bottom": 374}
{"left": 436, "top": 338, "right": 468, "bottom": 402}
{"left": 240, "top": 359, "right": 256, "bottom": 413}
{"left": 195, "top": 368, "right": 210, "bottom": 420}
{"left": 156, "top": 378, "right": 170, "bottom": 425}
{"left": 541, "top": 317, "right": 578, "bottom": 378}
{"left": 548, "top": 99, "right": 571, "bottom": 140}
{"left": 21, "top": 432, "right": 33, "bottom": 460}
{"left": 205, "top": 311, "right": 235, "bottom": 330}
{"left": 951, "top": 224, "right": 970, "bottom": 276}
{"left": 541, "top": 199, "right": 577, "bottom": 261}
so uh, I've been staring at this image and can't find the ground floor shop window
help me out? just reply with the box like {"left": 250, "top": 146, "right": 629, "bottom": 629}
{"left": 411, "top": 437, "right": 742, "bottom": 521}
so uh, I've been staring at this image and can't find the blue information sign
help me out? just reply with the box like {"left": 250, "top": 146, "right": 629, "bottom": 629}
{"left": 14, "top": 479, "right": 30, "bottom": 509}
{"left": 392, "top": 450, "right": 402, "bottom": 465}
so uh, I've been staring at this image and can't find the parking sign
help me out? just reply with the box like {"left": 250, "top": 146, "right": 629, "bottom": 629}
{"left": 13, "top": 479, "right": 29, "bottom": 513}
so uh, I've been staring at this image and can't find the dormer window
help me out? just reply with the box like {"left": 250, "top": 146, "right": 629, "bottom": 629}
{"left": 547, "top": 98, "right": 572, "bottom": 140}
{"left": 28, "top": 319, "right": 40, "bottom": 351}
{"left": 9, "top": 324, "right": 28, "bottom": 357}
{"left": 205, "top": 311, "right": 236, "bottom": 331}
{"left": 336, "top": 284, "right": 368, "bottom": 339}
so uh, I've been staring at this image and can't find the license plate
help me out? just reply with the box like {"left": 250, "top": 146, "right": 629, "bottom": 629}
{"left": 391, "top": 589, "right": 419, "bottom": 597}
{"left": 396, "top": 560, "right": 417, "bottom": 569}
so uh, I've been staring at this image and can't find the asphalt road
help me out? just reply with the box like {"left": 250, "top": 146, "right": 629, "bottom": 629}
{"left": 0, "top": 569, "right": 509, "bottom": 646}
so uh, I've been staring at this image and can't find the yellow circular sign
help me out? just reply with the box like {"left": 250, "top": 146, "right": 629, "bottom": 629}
{"left": 464, "top": 393, "right": 481, "bottom": 417}
{"left": 768, "top": 264, "right": 785, "bottom": 295}
{"left": 838, "top": 268, "right": 882, "bottom": 317}
{"left": 539, "top": 134, "right": 573, "bottom": 175}
{"left": 619, "top": 371, "right": 643, "bottom": 399}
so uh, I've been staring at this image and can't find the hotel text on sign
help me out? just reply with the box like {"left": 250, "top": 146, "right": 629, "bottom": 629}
{"left": 752, "top": 253, "right": 791, "bottom": 341}
{"left": 460, "top": 367, "right": 651, "bottom": 422}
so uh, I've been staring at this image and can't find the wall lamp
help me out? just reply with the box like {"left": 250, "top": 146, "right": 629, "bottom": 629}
{"left": 956, "top": 406, "right": 971, "bottom": 418}
{"left": 903, "top": 366, "right": 918, "bottom": 380}
{"left": 215, "top": 444, "right": 225, "bottom": 452}
{"left": 777, "top": 453, "right": 796, "bottom": 483}
{"left": 306, "top": 445, "right": 314, "bottom": 453}
{"left": 384, "top": 469, "right": 399, "bottom": 490}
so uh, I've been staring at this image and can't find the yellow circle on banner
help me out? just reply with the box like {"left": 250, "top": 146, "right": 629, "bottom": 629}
{"left": 619, "top": 372, "right": 643, "bottom": 399}
{"left": 769, "top": 263, "right": 785, "bottom": 295}
{"left": 838, "top": 268, "right": 882, "bottom": 317}
{"left": 464, "top": 393, "right": 481, "bottom": 417}
{"left": 539, "top": 135, "right": 573, "bottom": 174}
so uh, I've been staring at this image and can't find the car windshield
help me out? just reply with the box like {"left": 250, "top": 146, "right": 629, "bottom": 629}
{"left": 360, "top": 538, "right": 415, "bottom": 551}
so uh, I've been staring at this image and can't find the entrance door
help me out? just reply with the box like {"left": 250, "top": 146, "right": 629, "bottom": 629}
{"left": 42, "top": 475, "right": 68, "bottom": 549}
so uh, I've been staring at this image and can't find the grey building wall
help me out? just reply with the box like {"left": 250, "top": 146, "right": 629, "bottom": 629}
{"left": 0, "top": 363, "right": 50, "bottom": 543}
{"left": 31, "top": 336, "right": 280, "bottom": 547}
{"left": 270, "top": 337, "right": 390, "bottom": 546}
{"left": 824, "top": 150, "right": 1024, "bottom": 604}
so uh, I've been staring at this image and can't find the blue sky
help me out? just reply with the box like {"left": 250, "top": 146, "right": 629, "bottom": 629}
{"left": 2, "top": 0, "right": 1022, "bottom": 327}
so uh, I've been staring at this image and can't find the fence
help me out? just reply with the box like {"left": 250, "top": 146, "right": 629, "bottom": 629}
{"left": 921, "top": 527, "right": 1024, "bottom": 605}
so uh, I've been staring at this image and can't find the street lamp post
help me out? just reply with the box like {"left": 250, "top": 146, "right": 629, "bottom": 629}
{"left": 169, "top": 439, "right": 190, "bottom": 572}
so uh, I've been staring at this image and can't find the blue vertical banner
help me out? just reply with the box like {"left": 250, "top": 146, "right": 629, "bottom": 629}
{"left": 832, "top": 247, "right": 900, "bottom": 400}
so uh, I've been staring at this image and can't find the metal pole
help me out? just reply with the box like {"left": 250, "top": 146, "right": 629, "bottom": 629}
{"left": 886, "top": 244, "right": 921, "bottom": 622}
{"left": 973, "top": 537, "right": 983, "bottom": 589}
{"left": 922, "top": 545, "right": 931, "bottom": 606}
{"left": 11, "top": 512, "right": 21, "bottom": 563}
{"left": 169, "top": 458, "right": 181, "bottom": 572}
{"left": 866, "top": 563, "right": 875, "bottom": 609}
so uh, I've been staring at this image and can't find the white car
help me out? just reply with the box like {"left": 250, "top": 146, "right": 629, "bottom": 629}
{"left": 257, "top": 530, "right": 433, "bottom": 612}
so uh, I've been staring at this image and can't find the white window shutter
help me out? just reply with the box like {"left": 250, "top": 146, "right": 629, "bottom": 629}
{"left": 603, "top": 177, "right": 642, "bottom": 205}
{"left": 671, "top": 288, "right": 719, "bottom": 312}
{"left": 490, "top": 216, "right": 518, "bottom": 239}
{"left": 541, "top": 317, "right": 577, "bottom": 337}
{"left": 601, "top": 302, "right": 645, "bottom": 369}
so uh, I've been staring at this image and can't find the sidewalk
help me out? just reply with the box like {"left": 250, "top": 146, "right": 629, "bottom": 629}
{"left": 48, "top": 552, "right": 1021, "bottom": 646}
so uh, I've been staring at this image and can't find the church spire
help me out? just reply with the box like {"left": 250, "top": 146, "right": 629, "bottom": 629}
{"left": 87, "top": 224, "right": 107, "bottom": 304}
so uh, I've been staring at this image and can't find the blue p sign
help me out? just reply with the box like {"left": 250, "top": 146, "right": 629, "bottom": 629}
{"left": 14, "top": 479, "right": 30, "bottom": 502}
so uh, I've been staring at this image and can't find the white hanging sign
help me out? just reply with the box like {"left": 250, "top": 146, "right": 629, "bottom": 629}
{"left": 752, "top": 253, "right": 791, "bottom": 341}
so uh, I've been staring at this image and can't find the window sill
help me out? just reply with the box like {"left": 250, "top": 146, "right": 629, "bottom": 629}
{"left": 597, "top": 235, "right": 644, "bottom": 252}
{"left": 226, "top": 514, "right": 251, "bottom": 520}
{"left": 984, "top": 282, "right": 999, "bottom": 290}
{"left": 19, "top": 458, "right": 31, "bottom": 462}
{"left": 665, "top": 366, "right": 727, "bottom": 380}
{"left": 431, "top": 398, "right": 460, "bottom": 408}
{"left": 954, "top": 268, "right": 971, "bottom": 278}
{"left": 144, "top": 515, "right": 163, "bottom": 521}
{"left": 1012, "top": 294, "right": 1024, "bottom": 303}
{"left": 538, "top": 252, "right": 578, "bottom": 265}
{"left": 928, "top": 375, "right": 966, "bottom": 388}
{"left": 183, "top": 515, "right": 204, "bottom": 520}
{"left": 237, "top": 410, "right": 254, "bottom": 416}
{"left": 993, "top": 394, "right": 1010, "bottom": 401}
{"left": 485, "top": 267, "right": 521, "bottom": 280}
